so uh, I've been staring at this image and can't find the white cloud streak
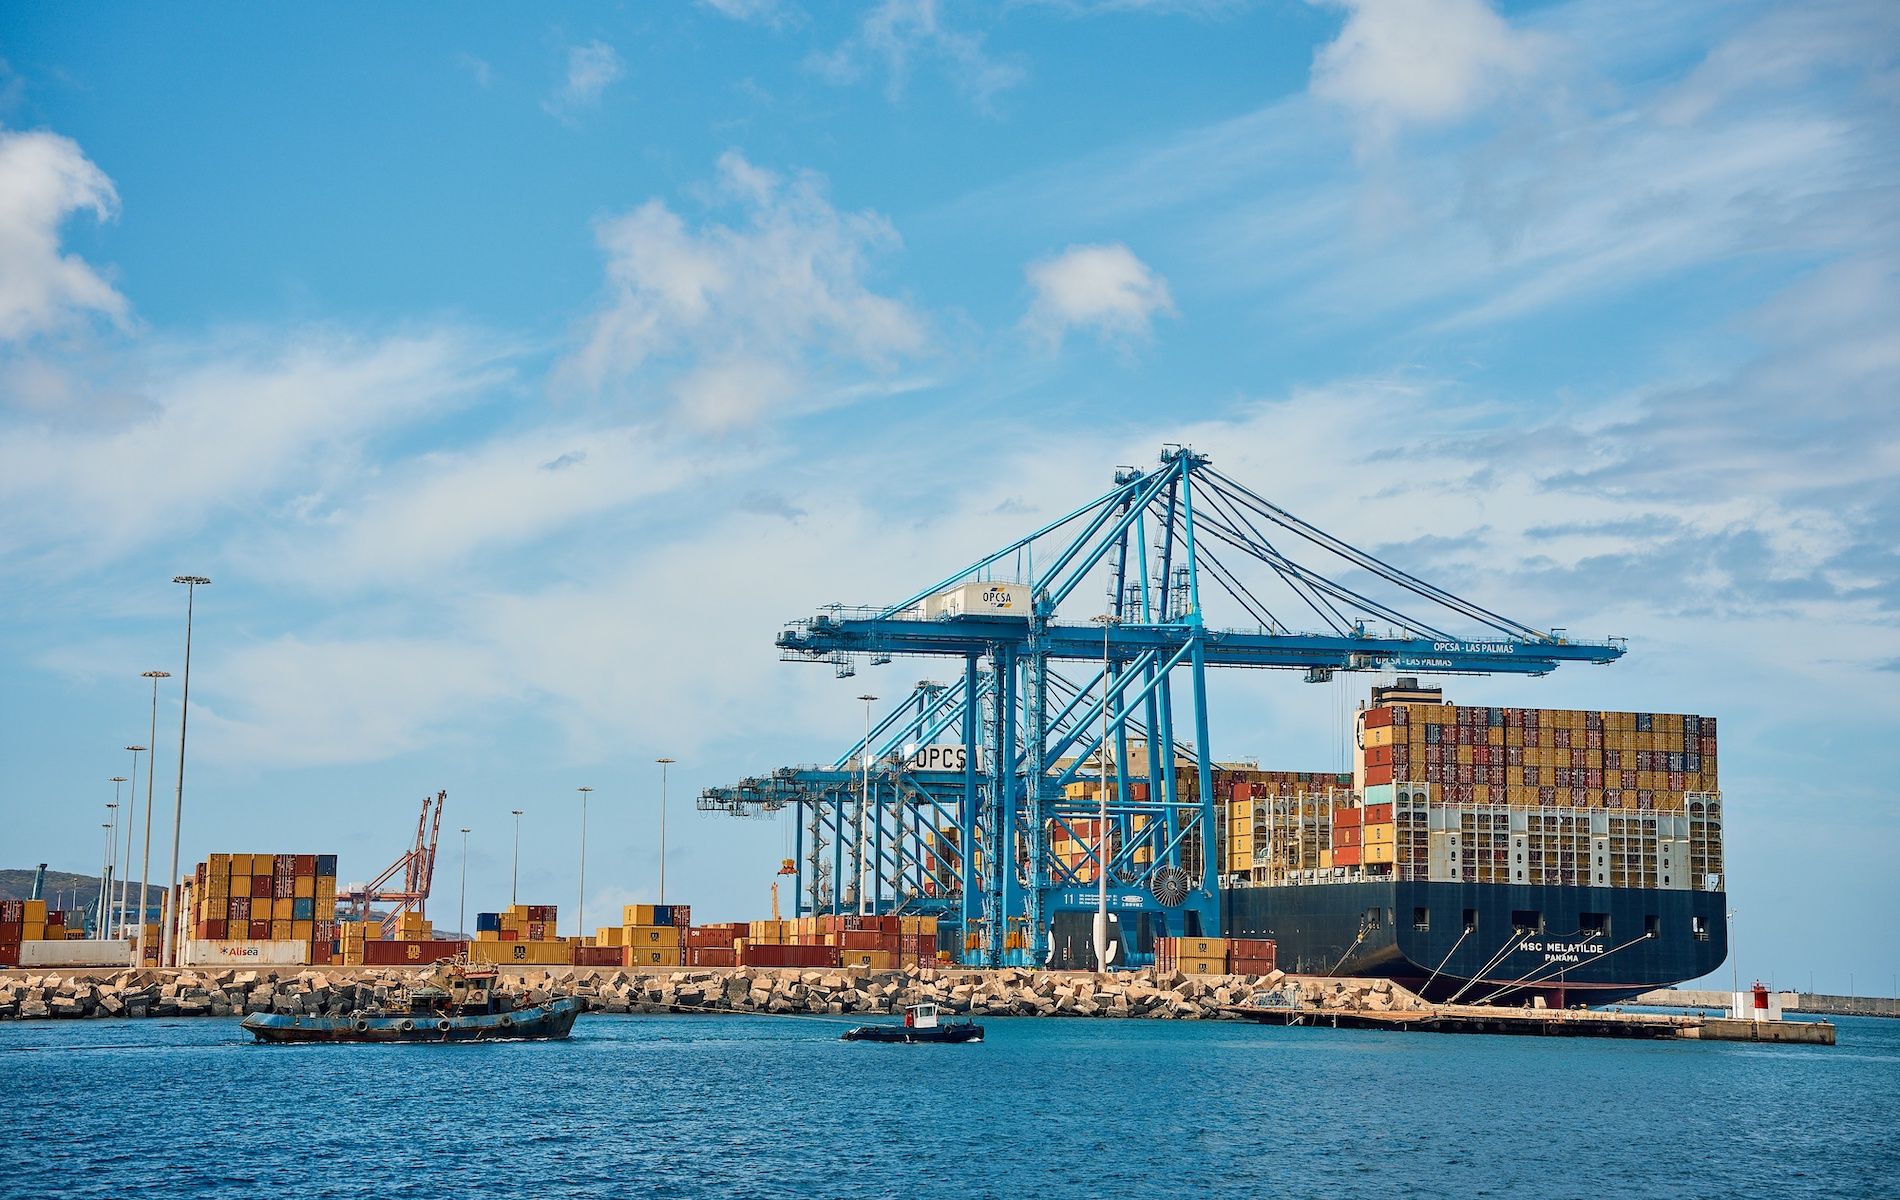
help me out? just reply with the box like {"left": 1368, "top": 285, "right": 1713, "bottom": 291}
{"left": 0, "top": 129, "right": 127, "bottom": 341}
{"left": 1308, "top": 0, "right": 1546, "bottom": 151}
{"left": 809, "top": 0, "right": 1026, "bottom": 111}
{"left": 565, "top": 151, "right": 928, "bottom": 429}
{"left": 543, "top": 40, "right": 624, "bottom": 119}
{"left": 1023, "top": 242, "right": 1176, "bottom": 346}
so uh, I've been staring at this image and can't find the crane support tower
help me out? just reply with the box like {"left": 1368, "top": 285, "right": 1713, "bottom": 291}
{"left": 339, "top": 790, "right": 446, "bottom": 937}
{"left": 701, "top": 448, "right": 1625, "bottom": 968}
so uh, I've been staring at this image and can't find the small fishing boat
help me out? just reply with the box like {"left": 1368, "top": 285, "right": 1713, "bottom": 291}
{"left": 241, "top": 961, "right": 582, "bottom": 1044}
{"left": 841, "top": 1003, "right": 984, "bottom": 1044}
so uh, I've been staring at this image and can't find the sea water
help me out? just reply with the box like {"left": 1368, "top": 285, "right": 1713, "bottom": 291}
{"left": 2, "top": 1013, "right": 1894, "bottom": 1198}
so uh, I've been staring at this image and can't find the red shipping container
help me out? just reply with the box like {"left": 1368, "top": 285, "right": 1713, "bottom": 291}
{"left": 527, "top": 905, "right": 557, "bottom": 923}
{"left": 1230, "top": 957, "right": 1278, "bottom": 976}
{"left": 842, "top": 915, "right": 867, "bottom": 931}
{"left": 740, "top": 943, "right": 842, "bottom": 969}
{"left": 363, "top": 939, "right": 465, "bottom": 966}
{"left": 840, "top": 929, "right": 892, "bottom": 950}
{"left": 0, "top": 900, "right": 22, "bottom": 922}
{"left": 686, "top": 926, "right": 736, "bottom": 948}
{"left": 1363, "top": 764, "right": 1394, "bottom": 786}
{"left": 1334, "top": 808, "right": 1362, "bottom": 828}
{"left": 227, "top": 898, "right": 249, "bottom": 922}
{"left": 688, "top": 947, "right": 737, "bottom": 968}
{"left": 1364, "top": 803, "right": 1393, "bottom": 823}
{"left": 668, "top": 905, "right": 692, "bottom": 928}
{"left": 1228, "top": 937, "right": 1275, "bottom": 959}
{"left": 0, "top": 943, "right": 19, "bottom": 967}
{"left": 247, "top": 920, "right": 269, "bottom": 939}
{"left": 251, "top": 874, "right": 270, "bottom": 898}
{"left": 0, "top": 921, "right": 21, "bottom": 946}
{"left": 572, "top": 946, "right": 622, "bottom": 967}
{"left": 527, "top": 922, "right": 548, "bottom": 942}
{"left": 500, "top": 930, "right": 519, "bottom": 942}
{"left": 293, "top": 853, "right": 317, "bottom": 875}
{"left": 206, "top": 918, "right": 227, "bottom": 939}
{"left": 1334, "top": 826, "right": 1361, "bottom": 848}
{"left": 1364, "top": 745, "right": 1393, "bottom": 768}
{"left": 310, "top": 942, "right": 333, "bottom": 966}
{"left": 1364, "top": 706, "right": 1393, "bottom": 729}
{"left": 1333, "top": 847, "right": 1362, "bottom": 866}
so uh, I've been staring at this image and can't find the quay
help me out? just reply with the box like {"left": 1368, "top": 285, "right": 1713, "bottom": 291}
{"left": 1227, "top": 998, "right": 1836, "bottom": 1045}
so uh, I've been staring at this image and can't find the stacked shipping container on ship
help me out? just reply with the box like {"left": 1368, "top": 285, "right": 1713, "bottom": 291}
{"left": 1221, "top": 681, "right": 1728, "bottom": 1005}
{"left": 188, "top": 853, "right": 338, "bottom": 966}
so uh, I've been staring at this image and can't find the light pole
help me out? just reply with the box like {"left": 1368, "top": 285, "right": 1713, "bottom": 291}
{"left": 856, "top": 695, "right": 878, "bottom": 915}
{"left": 99, "top": 802, "right": 119, "bottom": 936}
{"left": 137, "top": 670, "right": 169, "bottom": 963}
{"left": 120, "top": 748, "right": 145, "bottom": 938}
{"left": 656, "top": 758, "right": 675, "bottom": 904}
{"left": 510, "top": 809, "right": 524, "bottom": 906}
{"left": 162, "top": 575, "right": 209, "bottom": 967}
{"left": 107, "top": 783, "right": 127, "bottom": 936}
{"left": 576, "top": 787, "right": 593, "bottom": 939}
{"left": 1091, "top": 613, "right": 1120, "bottom": 973}
{"left": 458, "top": 827, "right": 470, "bottom": 941}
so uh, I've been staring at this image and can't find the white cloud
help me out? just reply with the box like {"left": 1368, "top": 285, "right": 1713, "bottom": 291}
{"left": 1023, "top": 242, "right": 1176, "bottom": 346}
{"left": 1308, "top": 0, "right": 1545, "bottom": 150}
{"left": 0, "top": 129, "right": 127, "bottom": 341}
{"left": 810, "top": 0, "right": 1026, "bottom": 111}
{"left": 565, "top": 151, "right": 927, "bottom": 426}
{"left": 0, "top": 328, "right": 507, "bottom": 568}
{"left": 698, "top": 0, "right": 798, "bottom": 25}
{"left": 543, "top": 40, "right": 624, "bottom": 119}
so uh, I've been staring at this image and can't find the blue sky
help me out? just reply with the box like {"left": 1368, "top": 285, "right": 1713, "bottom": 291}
{"left": 2, "top": 0, "right": 1895, "bottom": 992}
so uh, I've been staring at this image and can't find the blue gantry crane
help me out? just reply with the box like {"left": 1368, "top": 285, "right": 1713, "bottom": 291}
{"left": 701, "top": 447, "right": 1624, "bottom": 967}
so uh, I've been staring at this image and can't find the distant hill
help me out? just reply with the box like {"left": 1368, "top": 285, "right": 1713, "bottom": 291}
{"left": 0, "top": 869, "right": 165, "bottom": 919}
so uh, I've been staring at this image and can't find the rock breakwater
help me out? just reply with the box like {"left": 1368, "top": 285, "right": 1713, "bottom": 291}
{"left": 0, "top": 965, "right": 1417, "bottom": 1022}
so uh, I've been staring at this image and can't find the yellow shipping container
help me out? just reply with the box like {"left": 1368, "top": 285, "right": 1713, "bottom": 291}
{"left": 470, "top": 940, "right": 572, "bottom": 966}
{"left": 1363, "top": 726, "right": 1393, "bottom": 748}
{"left": 21, "top": 922, "right": 45, "bottom": 941}
{"left": 1175, "top": 954, "right": 1226, "bottom": 975}
{"left": 230, "top": 874, "right": 252, "bottom": 899}
{"left": 1363, "top": 822, "right": 1396, "bottom": 845}
{"left": 291, "top": 920, "right": 314, "bottom": 942}
{"left": 271, "top": 919, "right": 292, "bottom": 940}
{"left": 595, "top": 926, "right": 625, "bottom": 947}
{"left": 1175, "top": 937, "right": 1226, "bottom": 957}
{"left": 843, "top": 950, "right": 894, "bottom": 970}
{"left": 624, "top": 924, "right": 680, "bottom": 947}
{"left": 624, "top": 904, "right": 660, "bottom": 926}
{"left": 23, "top": 899, "right": 46, "bottom": 922}
{"left": 625, "top": 946, "right": 684, "bottom": 968}
{"left": 476, "top": 930, "right": 498, "bottom": 942}
{"left": 1319, "top": 849, "right": 1334, "bottom": 869}
{"left": 1364, "top": 842, "right": 1395, "bottom": 864}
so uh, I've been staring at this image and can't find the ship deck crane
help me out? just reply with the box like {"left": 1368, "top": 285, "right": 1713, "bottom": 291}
{"left": 339, "top": 790, "right": 446, "bottom": 938}
{"left": 705, "top": 448, "right": 1626, "bottom": 967}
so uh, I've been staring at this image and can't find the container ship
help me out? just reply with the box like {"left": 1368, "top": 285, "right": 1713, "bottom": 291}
{"left": 1218, "top": 681, "right": 1726, "bottom": 1006}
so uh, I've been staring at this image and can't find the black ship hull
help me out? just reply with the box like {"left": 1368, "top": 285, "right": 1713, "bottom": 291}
{"left": 1223, "top": 881, "right": 1726, "bottom": 1006}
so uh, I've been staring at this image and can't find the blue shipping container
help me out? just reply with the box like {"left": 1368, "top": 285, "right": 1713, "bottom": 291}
{"left": 315, "top": 854, "right": 338, "bottom": 877}
{"left": 476, "top": 912, "right": 501, "bottom": 932}
{"left": 292, "top": 897, "right": 315, "bottom": 921}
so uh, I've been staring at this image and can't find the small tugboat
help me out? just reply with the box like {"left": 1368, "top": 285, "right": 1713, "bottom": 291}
{"left": 841, "top": 1003, "right": 984, "bottom": 1044}
{"left": 241, "top": 960, "right": 582, "bottom": 1044}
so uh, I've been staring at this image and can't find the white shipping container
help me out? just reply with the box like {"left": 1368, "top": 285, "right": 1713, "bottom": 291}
{"left": 187, "top": 939, "right": 310, "bottom": 966}
{"left": 18, "top": 939, "right": 134, "bottom": 968}
{"left": 925, "top": 581, "right": 1031, "bottom": 619}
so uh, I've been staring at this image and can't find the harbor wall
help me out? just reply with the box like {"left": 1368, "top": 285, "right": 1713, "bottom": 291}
{"left": 0, "top": 964, "right": 1415, "bottom": 1023}
{"left": 1631, "top": 988, "right": 1898, "bottom": 1018}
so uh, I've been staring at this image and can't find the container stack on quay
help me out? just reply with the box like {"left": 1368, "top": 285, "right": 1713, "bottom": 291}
{"left": 734, "top": 914, "right": 943, "bottom": 970}
{"left": 1153, "top": 936, "right": 1278, "bottom": 976}
{"left": 188, "top": 853, "right": 338, "bottom": 966}
{"left": 471, "top": 904, "right": 570, "bottom": 965}
{"left": 0, "top": 900, "right": 77, "bottom": 967}
{"left": 352, "top": 911, "right": 467, "bottom": 966}
{"left": 609, "top": 904, "right": 694, "bottom": 968}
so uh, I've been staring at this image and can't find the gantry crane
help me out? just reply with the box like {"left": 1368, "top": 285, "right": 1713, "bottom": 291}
{"left": 339, "top": 790, "right": 446, "bottom": 937}
{"left": 704, "top": 448, "right": 1625, "bottom": 967}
